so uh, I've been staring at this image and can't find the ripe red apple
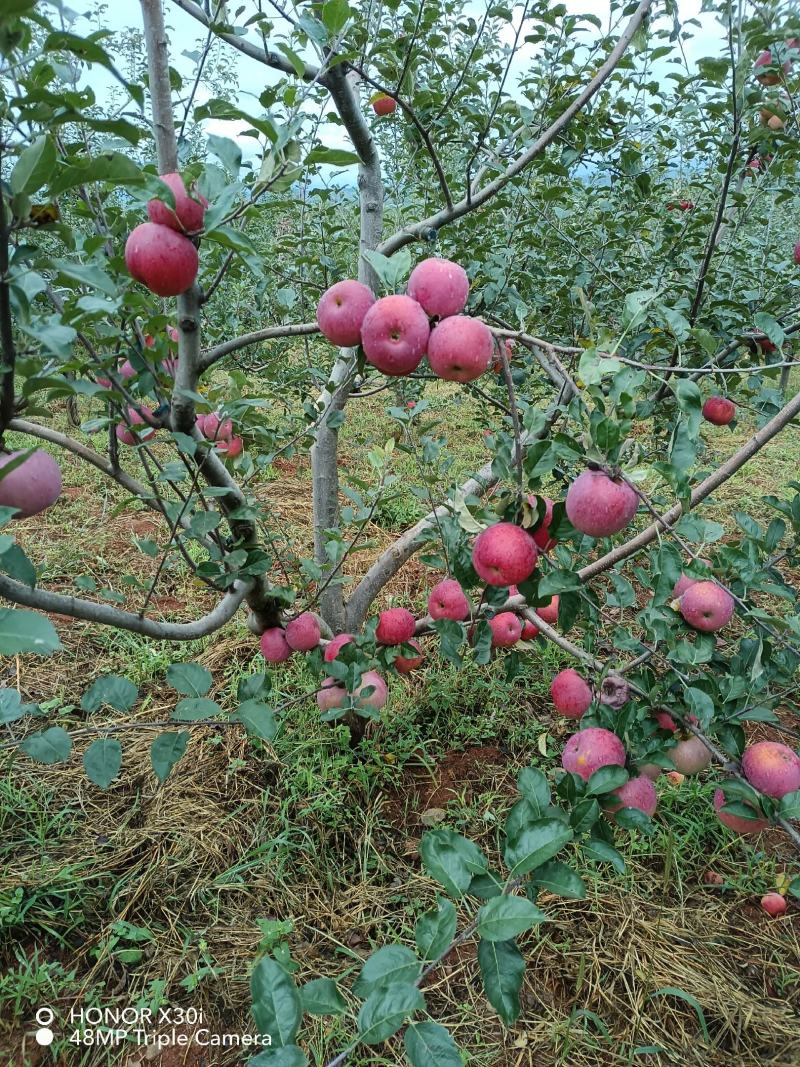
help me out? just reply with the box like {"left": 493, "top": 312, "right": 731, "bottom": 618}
{"left": 489, "top": 612, "right": 523, "bottom": 648}
{"left": 0, "top": 450, "right": 62, "bottom": 518}
{"left": 561, "top": 726, "right": 626, "bottom": 782}
{"left": 371, "top": 94, "right": 397, "bottom": 116}
{"left": 200, "top": 413, "right": 234, "bottom": 442}
{"left": 672, "top": 558, "right": 712, "bottom": 599}
{"left": 324, "top": 633, "right": 354, "bottom": 662}
{"left": 521, "top": 619, "right": 539, "bottom": 640}
{"left": 754, "top": 48, "right": 792, "bottom": 86}
{"left": 119, "top": 359, "right": 137, "bottom": 380}
{"left": 669, "top": 735, "right": 711, "bottom": 775}
{"left": 608, "top": 775, "right": 657, "bottom": 817}
{"left": 741, "top": 740, "right": 800, "bottom": 799}
{"left": 360, "top": 294, "right": 430, "bottom": 375}
{"left": 317, "top": 670, "right": 388, "bottom": 711}
{"left": 316, "top": 280, "right": 376, "bottom": 347}
{"left": 536, "top": 596, "right": 559, "bottom": 625}
{"left": 653, "top": 709, "right": 679, "bottom": 733}
{"left": 427, "top": 578, "right": 470, "bottom": 621}
{"left": 528, "top": 495, "right": 557, "bottom": 551}
{"left": 702, "top": 396, "right": 735, "bottom": 426}
{"left": 760, "top": 892, "right": 788, "bottom": 918}
{"left": 260, "top": 627, "right": 293, "bottom": 663}
{"left": 376, "top": 607, "right": 416, "bottom": 645}
{"left": 427, "top": 315, "right": 493, "bottom": 383}
{"left": 216, "top": 435, "right": 244, "bottom": 459}
{"left": 679, "top": 580, "right": 735, "bottom": 632}
{"left": 406, "top": 257, "right": 469, "bottom": 319}
{"left": 285, "top": 612, "right": 322, "bottom": 652}
{"left": 472, "top": 522, "right": 538, "bottom": 587}
{"left": 147, "top": 172, "right": 208, "bottom": 234}
{"left": 565, "top": 469, "right": 638, "bottom": 538}
{"left": 125, "top": 222, "right": 199, "bottom": 297}
{"left": 678, "top": 199, "right": 694, "bottom": 211}
{"left": 394, "top": 639, "right": 424, "bottom": 673}
{"left": 550, "top": 668, "right": 593, "bottom": 718}
{"left": 115, "top": 424, "right": 138, "bottom": 446}
{"left": 713, "top": 788, "right": 769, "bottom": 835}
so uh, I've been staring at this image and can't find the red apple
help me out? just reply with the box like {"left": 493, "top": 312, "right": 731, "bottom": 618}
{"left": 372, "top": 94, "right": 397, "bottom": 116}
{"left": 550, "top": 668, "right": 592, "bottom": 718}
{"left": 147, "top": 172, "right": 208, "bottom": 234}
{"left": 125, "top": 222, "right": 199, "bottom": 297}
{"left": 406, "top": 257, "right": 469, "bottom": 319}
{"left": 376, "top": 607, "right": 416, "bottom": 645}
{"left": 760, "top": 892, "right": 788, "bottom": 918}
{"left": 679, "top": 580, "right": 734, "bottom": 632}
{"left": 427, "top": 578, "right": 470, "bottom": 621}
{"left": 528, "top": 495, "right": 557, "bottom": 551}
{"left": 360, "top": 294, "right": 430, "bottom": 375}
{"left": 316, "top": 279, "right": 376, "bottom": 347}
{"left": 607, "top": 775, "right": 657, "bottom": 817}
{"left": 260, "top": 627, "right": 293, "bottom": 663}
{"left": 566, "top": 469, "right": 638, "bottom": 538}
{"left": 669, "top": 735, "right": 711, "bottom": 775}
{"left": 489, "top": 612, "right": 523, "bottom": 648}
{"left": 285, "top": 612, "right": 322, "bottom": 652}
{"left": 741, "top": 740, "right": 800, "bottom": 799}
{"left": 324, "top": 633, "right": 354, "bottom": 662}
{"left": 702, "top": 396, "right": 735, "bottom": 425}
{"left": 561, "top": 727, "right": 626, "bottom": 782}
{"left": 0, "top": 450, "right": 62, "bottom": 518}
{"left": 472, "top": 522, "right": 538, "bottom": 587}
{"left": 427, "top": 315, "right": 493, "bottom": 383}
{"left": 713, "top": 787, "right": 769, "bottom": 835}
{"left": 394, "top": 639, "right": 424, "bottom": 673}
{"left": 536, "top": 596, "right": 559, "bottom": 625}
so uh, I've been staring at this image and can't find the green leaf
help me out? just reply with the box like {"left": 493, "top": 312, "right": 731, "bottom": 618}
{"left": 207, "top": 133, "right": 241, "bottom": 177}
{"left": 81, "top": 675, "right": 138, "bottom": 713}
{"left": 504, "top": 819, "right": 573, "bottom": 878}
{"left": 150, "top": 731, "right": 189, "bottom": 784}
{"left": 300, "top": 977, "right": 346, "bottom": 1016}
{"left": 82, "top": 738, "right": 122, "bottom": 788}
{"left": 10, "top": 135, "right": 57, "bottom": 197}
{"left": 321, "top": 0, "right": 352, "bottom": 35}
{"left": 353, "top": 946, "right": 421, "bottom": 997}
{"left": 586, "top": 765, "right": 628, "bottom": 796}
{"left": 250, "top": 1045, "right": 307, "bottom": 1067}
{"left": 0, "top": 543, "right": 36, "bottom": 587}
{"left": 752, "top": 313, "right": 785, "bottom": 348}
{"left": 251, "top": 957, "right": 301, "bottom": 1048}
{"left": 0, "top": 688, "right": 24, "bottom": 724}
{"left": 516, "top": 767, "right": 551, "bottom": 815}
{"left": 357, "top": 984, "right": 424, "bottom": 1045}
{"left": 20, "top": 726, "right": 71, "bottom": 764}
{"left": 361, "top": 247, "right": 412, "bottom": 291}
{"left": 306, "top": 146, "right": 361, "bottom": 167}
{"left": 415, "top": 897, "right": 457, "bottom": 960}
{"left": 530, "top": 860, "right": 586, "bottom": 899}
{"left": 420, "top": 829, "right": 488, "bottom": 897}
{"left": 231, "top": 700, "right": 277, "bottom": 740}
{"left": 477, "top": 895, "right": 547, "bottom": 941}
{"left": 0, "top": 609, "right": 61, "bottom": 655}
{"left": 404, "top": 1021, "right": 462, "bottom": 1067}
{"left": 779, "top": 790, "right": 800, "bottom": 821}
{"left": 477, "top": 938, "right": 525, "bottom": 1025}
{"left": 238, "top": 673, "right": 270, "bottom": 701}
{"left": 172, "top": 698, "right": 222, "bottom": 722}
{"left": 583, "top": 838, "right": 625, "bottom": 873}
{"left": 167, "top": 662, "right": 213, "bottom": 697}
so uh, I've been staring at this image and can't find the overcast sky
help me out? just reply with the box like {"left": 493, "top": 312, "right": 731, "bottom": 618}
{"left": 47, "top": 0, "right": 725, "bottom": 162}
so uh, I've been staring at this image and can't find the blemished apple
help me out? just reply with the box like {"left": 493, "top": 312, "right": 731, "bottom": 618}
{"left": 565, "top": 469, "right": 638, "bottom": 537}
{"left": 489, "top": 612, "right": 523, "bottom": 647}
{"left": 406, "top": 257, "right": 469, "bottom": 319}
{"left": 679, "top": 580, "right": 735, "bottom": 632}
{"left": 360, "top": 294, "right": 431, "bottom": 375}
{"left": 147, "top": 172, "right": 208, "bottom": 234}
{"left": 672, "top": 558, "right": 712, "bottom": 599}
{"left": 713, "top": 788, "right": 769, "bottom": 834}
{"left": 125, "top": 222, "right": 199, "bottom": 297}
{"left": 598, "top": 672, "right": 629, "bottom": 709}
{"left": 665, "top": 770, "right": 685, "bottom": 785}
{"left": 394, "top": 639, "right": 424, "bottom": 673}
{"left": 741, "top": 740, "right": 800, "bottom": 798}
{"left": 285, "top": 612, "right": 322, "bottom": 652}
{"left": 260, "top": 627, "right": 293, "bottom": 663}
{"left": 703, "top": 870, "right": 725, "bottom": 886}
{"left": 371, "top": 94, "right": 397, "bottom": 116}
{"left": 550, "top": 668, "right": 593, "bottom": 718}
{"left": 376, "top": 607, "right": 416, "bottom": 645}
{"left": 427, "top": 315, "right": 493, "bottom": 383}
{"left": 637, "top": 762, "right": 662, "bottom": 781}
{"left": 0, "top": 450, "right": 62, "bottom": 518}
{"left": 702, "top": 396, "right": 735, "bottom": 426}
{"left": 316, "top": 280, "right": 376, "bottom": 347}
{"left": 536, "top": 596, "right": 559, "bottom": 625}
{"left": 472, "top": 522, "right": 538, "bottom": 586}
{"left": 427, "top": 578, "right": 470, "bottom": 621}
{"left": 669, "top": 735, "right": 711, "bottom": 775}
{"left": 324, "top": 633, "right": 354, "bottom": 662}
{"left": 561, "top": 726, "right": 626, "bottom": 782}
{"left": 608, "top": 775, "right": 657, "bottom": 817}
{"left": 529, "top": 495, "right": 557, "bottom": 551}
{"left": 760, "top": 892, "right": 788, "bottom": 918}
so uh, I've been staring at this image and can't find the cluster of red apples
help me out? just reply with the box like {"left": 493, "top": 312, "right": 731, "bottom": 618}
{"left": 316, "top": 258, "right": 499, "bottom": 382}
{"left": 125, "top": 172, "right": 206, "bottom": 297}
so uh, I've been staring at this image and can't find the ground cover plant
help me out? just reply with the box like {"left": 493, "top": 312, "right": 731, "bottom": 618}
{"left": 1, "top": 0, "right": 800, "bottom": 1064}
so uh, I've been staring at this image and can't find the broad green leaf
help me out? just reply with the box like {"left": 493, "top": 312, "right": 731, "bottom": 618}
{"left": 404, "top": 1021, "right": 462, "bottom": 1067}
{"left": 477, "top": 938, "right": 525, "bottom": 1025}
{"left": 586, "top": 765, "right": 628, "bottom": 796}
{"left": 0, "top": 609, "right": 61, "bottom": 655}
{"left": 516, "top": 767, "right": 551, "bottom": 815}
{"left": 251, "top": 958, "right": 301, "bottom": 1048}
{"left": 353, "top": 946, "right": 420, "bottom": 997}
{"left": 10, "top": 135, "right": 57, "bottom": 197}
{"left": 231, "top": 700, "right": 278, "bottom": 740}
{"left": 20, "top": 726, "right": 71, "bottom": 764}
{"left": 583, "top": 838, "right": 625, "bottom": 873}
{"left": 477, "top": 895, "right": 547, "bottom": 941}
{"left": 250, "top": 1046, "right": 307, "bottom": 1067}
{"left": 420, "top": 829, "right": 488, "bottom": 897}
{"left": 166, "top": 662, "right": 213, "bottom": 697}
{"left": 0, "top": 543, "right": 37, "bottom": 587}
{"left": 207, "top": 133, "right": 241, "bottom": 177}
{"left": 530, "top": 860, "right": 586, "bottom": 899}
{"left": 172, "top": 698, "right": 222, "bottom": 722}
{"left": 306, "top": 147, "right": 361, "bottom": 167}
{"left": 81, "top": 675, "right": 138, "bottom": 713}
{"left": 357, "top": 984, "right": 424, "bottom": 1045}
{"left": 504, "top": 819, "right": 573, "bottom": 878}
{"left": 780, "top": 791, "right": 800, "bottom": 821}
{"left": 0, "top": 688, "right": 23, "bottom": 724}
{"left": 82, "top": 738, "right": 122, "bottom": 788}
{"left": 150, "top": 731, "right": 189, "bottom": 783}
{"left": 300, "top": 977, "right": 346, "bottom": 1016}
{"left": 415, "top": 897, "right": 457, "bottom": 960}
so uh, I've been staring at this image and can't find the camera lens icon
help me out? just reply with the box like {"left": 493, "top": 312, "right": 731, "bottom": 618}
{"left": 36, "top": 1008, "right": 55, "bottom": 1027}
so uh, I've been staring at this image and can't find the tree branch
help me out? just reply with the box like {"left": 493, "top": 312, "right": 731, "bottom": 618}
{"left": 199, "top": 322, "right": 319, "bottom": 372}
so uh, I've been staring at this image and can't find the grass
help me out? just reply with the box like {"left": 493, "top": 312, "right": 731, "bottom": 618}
{"left": 1, "top": 370, "right": 799, "bottom": 1066}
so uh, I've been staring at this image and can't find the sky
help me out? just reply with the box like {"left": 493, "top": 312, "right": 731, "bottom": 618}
{"left": 45, "top": 0, "right": 726, "bottom": 163}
